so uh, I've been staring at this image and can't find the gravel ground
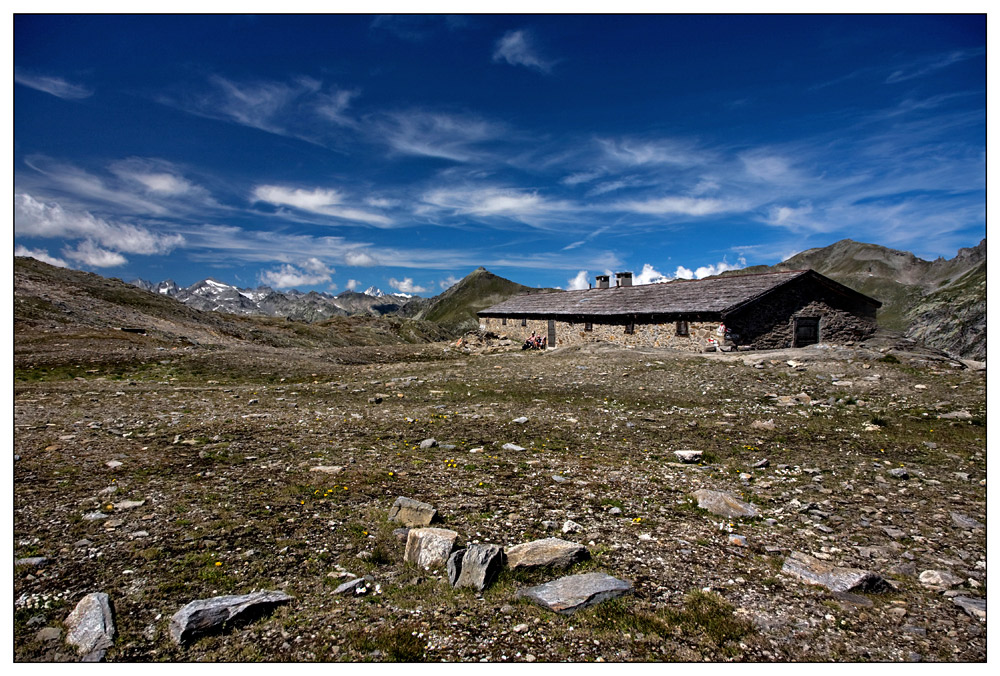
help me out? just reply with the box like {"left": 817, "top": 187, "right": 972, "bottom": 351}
{"left": 14, "top": 336, "right": 986, "bottom": 662}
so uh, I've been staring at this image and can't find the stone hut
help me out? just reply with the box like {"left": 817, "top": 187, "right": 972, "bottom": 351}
{"left": 477, "top": 269, "right": 881, "bottom": 351}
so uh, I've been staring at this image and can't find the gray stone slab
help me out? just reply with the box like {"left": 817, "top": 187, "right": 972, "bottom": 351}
{"left": 516, "top": 572, "right": 632, "bottom": 614}
{"left": 448, "top": 544, "right": 505, "bottom": 591}
{"left": 952, "top": 596, "right": 986, "bottom": 620}
{"left": 505, "top": 537, "right": 589, "bottom": 570}
{"left": 388, "top": 496, "right": 437, "bottom": 528}
{"left": 169, "top": 590, "right": 293, "bottom": 645}
{"left": 692, "top": 489, "right": 760, "bottom": 519}
{"left": 781, "top": 551, "right": 893, "bottom": 593}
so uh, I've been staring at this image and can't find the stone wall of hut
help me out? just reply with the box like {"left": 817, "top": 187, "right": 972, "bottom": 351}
{"left": 479, "top": 316, "right": 723, "bottom": 350}
{"left": 725, "top": 278, "right": 878, "bottom": 350}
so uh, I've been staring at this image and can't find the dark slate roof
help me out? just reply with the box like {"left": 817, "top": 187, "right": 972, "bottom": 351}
{"left": 477, "top": 269, "right": 880, "bottom": 320}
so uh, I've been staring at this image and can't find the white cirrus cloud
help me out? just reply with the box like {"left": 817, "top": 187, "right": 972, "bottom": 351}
{"left": 614, "top": 196, "right": 734, "bottom": 217}
{"left": 253, "top": 185, "right": 391, "bottom": 226}
{"left": 597, "top": 137, "right": 709, "bottom": 168}
{"left": 566, "top": 270, "right": 590, "bottom": 290}
{"left": 15, "top": 245, "right": 68, "bottom": 268}
{"left": 62, "top": 240, "right": 128, "bottom": 267}
{"left": 376, "top": 111, "right": 504, "bottom": 162}
{"left": 421, "top": 186, "right": 575, "bottom": 225}
{"left": 492, "top": 29, "right": 555, "bottom": 73}
{"left": 388, "top": 277, "right": 428, "bottom": 294}
{"left": 259, "top": 258, "right": 334, "bottom": 289}
{"left": 15, "top": 68, "right": 92, "bottom": 99}
{"left": 15, "top": 193, "right": 185, "bottom": 255}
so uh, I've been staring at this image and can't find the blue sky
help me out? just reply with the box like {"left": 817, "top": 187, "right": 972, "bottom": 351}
{"left": 13, "top": 14, "right": 985, "bottom": 295}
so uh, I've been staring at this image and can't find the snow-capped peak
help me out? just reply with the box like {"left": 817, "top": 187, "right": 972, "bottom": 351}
{"left": 363, "top": 286, "right": 386, "bottom": 297}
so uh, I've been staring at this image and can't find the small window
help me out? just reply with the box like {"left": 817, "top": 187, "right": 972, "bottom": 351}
{"left": 502, "top": 317, "right": 507, "bottom": 326}
{"left": 676, "top": 320, "right": 689, "bottom": 336}
{"left": 624, "top": 321, "right": 635, "bottom": 335}
{"left": 585, "top": 322, "right": 593, "bottom": 332}
{"left": 521, "top": 318, "right": 527, "bottom": 327}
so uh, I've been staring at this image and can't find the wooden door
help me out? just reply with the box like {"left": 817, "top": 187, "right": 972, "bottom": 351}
{"left": 794, "top": 317, "right": 819, "bottom": 347}
{"left": 547, "top": 320, "right": 556, "bottom": 348}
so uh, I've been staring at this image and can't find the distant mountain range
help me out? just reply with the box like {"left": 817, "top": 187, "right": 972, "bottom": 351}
{"left": 129, "top": 277, "right": 424, "bottom": 323}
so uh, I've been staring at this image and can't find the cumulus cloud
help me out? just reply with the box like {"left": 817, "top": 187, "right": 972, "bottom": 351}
{"left": 693, "top": 259, "right": 746, "bottom": 278}
{"left": 492, "top": 29, "right": 555, "bottom": 73}
{"left": 388, "top": 277, "right": 428, "bottom": 294}
{"left": 346, "top": 279, "right": 360, "bottom": 291}
{"left": 14, "top": 245, "right": 67, "bottom": 268}
{"left": 14, "top": 69, "right": 92, "bottom": 99}
{"left": 674, "top": 266, "right": 695, "bottom": 280}
{"left": 633, "top": 263, "right": 670, "bottom": 285}
{"left": 15, "top": 193, "right": 184, "bottom": 255}
{"left": 566, "top": 270, "right": 590, "bottom": 290}
{"left": 62, "top": 240, "right": 128, "bottom": 267}
{"left": 439, "top": 275, "right": 460, "bottom": 290}
{"left": 259, "top": 258, "right": 334, "bottom": 289}
{"left": 253, "top": 185, "right": 391, "bottom": 226}
{"left": 343, "top": 250, "right": 378, "bottom": 267}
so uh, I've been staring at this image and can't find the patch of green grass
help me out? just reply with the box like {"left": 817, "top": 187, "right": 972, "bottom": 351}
{"left": 346, "top": 623, "right": 425, "bottom": 661}
{"left": 575, "top": 598, "right": 672, "bottom": 637}
{"left": 877, "top": 354, "right": 900, "bottom": 364}
{"left": 664, "top": 589, "right": 754, "bottom": 647}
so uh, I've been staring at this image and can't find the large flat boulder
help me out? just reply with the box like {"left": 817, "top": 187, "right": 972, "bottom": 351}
{"left": 64, "top": 592, "right": 115, "bottom": 661}
{"left": 505, "top": 537, "right": 589, "bottom": 570}
{"left": 404, "top": 527, "right": 459, "bottom": 569}
{"left": 692, "top": 489, "right": 760, "bottom": 519}
{"left": 387, "top": 496, "right": 437, "bottom": 528}
{"left": 781, "top": 551, "right": 893, "bottom": 593}
{"left": 516, "top": 572, "right": 632, "bottom": 614}
{"left": 169, "top": 590, "right": 293, "bottom": 645}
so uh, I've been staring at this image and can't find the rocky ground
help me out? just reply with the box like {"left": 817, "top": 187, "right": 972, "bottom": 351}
{"left": 13, "top": 333, "right": 987, "bottom": 662}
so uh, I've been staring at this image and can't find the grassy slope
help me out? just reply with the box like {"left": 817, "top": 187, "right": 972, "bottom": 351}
{"left": 14, "top": 257, "right": 452, "bottom": 354}
{"left": 417, "top": 267, "right": 558, "bottom": 335}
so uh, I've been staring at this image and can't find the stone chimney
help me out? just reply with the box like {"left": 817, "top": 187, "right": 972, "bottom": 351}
{"left": 595, "top": 275, "right": 610, "bottom": 289}
{"left": 615, "top": 272, "right": 633, "bottom": 287}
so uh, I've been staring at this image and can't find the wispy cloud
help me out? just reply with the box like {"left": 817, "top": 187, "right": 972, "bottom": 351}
{"left": 15, "top": 193, "right": 184, "bottom": 255}
{"left": 14, "top": 68, "right": 92, "bottom": 99}
{"left": 252, "top": 185, "right": 392, "bottom": 227}
{"left": 885, "top": 48, "right": 985, "bottom": 84}
{"left": 15, "top": 245, "right": 68, "bottom": 268}
{"left": 439, "top": 274, "right": 460, "bottom": 290}
{"left": 375, "top": 110, "right": 505, "bottom": 162}
{"left": 163, "top": 75, "right": 358, "bottom": 144}
{"left": 492, "top": 29, "right": 556, "bottom": 73}
{"left": 613, "top": 195, "right": 738, "bottom": 217}
{"left": 259, "top": 257, "right": 334, "bottom": 288}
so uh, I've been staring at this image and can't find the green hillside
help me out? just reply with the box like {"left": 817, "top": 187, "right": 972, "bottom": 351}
{"left": 416, "top": 267, "right": 558, "bottom": 335}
